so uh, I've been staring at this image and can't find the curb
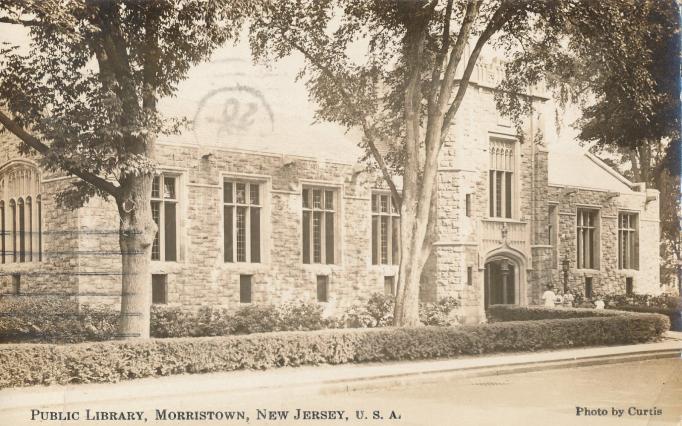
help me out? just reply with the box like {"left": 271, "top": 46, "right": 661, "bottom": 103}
{"left": 319, "top": 348, "right": 681, "bottom": 395}
{"left": 1, "top": 343, "right": 680, "bottom": 411}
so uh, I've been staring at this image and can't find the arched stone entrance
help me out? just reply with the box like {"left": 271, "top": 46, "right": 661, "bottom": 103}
{"left": 483, "top": 249, "right": 526, "bottom": 310}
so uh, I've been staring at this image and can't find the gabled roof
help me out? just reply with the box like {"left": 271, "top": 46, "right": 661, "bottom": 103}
{"left": 165, "top": 44, "right": 637, "bottom": 195}
{"left": 547, "top": 141, "right": 636, "bottom": 193}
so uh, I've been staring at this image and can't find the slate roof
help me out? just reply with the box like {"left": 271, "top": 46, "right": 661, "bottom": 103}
{"left": 546, "top": 140, "right": 636, "bottom": 193}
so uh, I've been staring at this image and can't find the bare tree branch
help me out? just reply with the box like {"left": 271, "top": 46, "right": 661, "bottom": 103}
{"left": 427, "top": 0, "right": 454, "bottom": 113}
{"left": 436, "top": 0, "right": 481, "bottom": 116}
{"left": 0, "top": 111, "right": 121, "bottom": 198}
{"left": 403, "top": 5, "right": 431, "bottom": 187}
{"left": 0, "top": 16, "right": 38, "bottom": 26}
{"left": 422, "top": 0, "right": 480, "bottom": 171}
{"left": 441, "top": 3, "right": 512, "bottom": 135}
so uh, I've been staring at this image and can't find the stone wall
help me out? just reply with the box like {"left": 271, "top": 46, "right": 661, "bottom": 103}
{"left": 0, "top": 134, "right": 80, "bottom": 296}
{"left": 0, "top": 80, "right": 661, "bottom": 321}
{"left": 548, "top": 184, "right": 660, "bottom": 297}
{"left": 425, "top": 85, "right": 549, "bottom": 322}
{"left": 73, "top": 143, "right": 399, "bottom": 312}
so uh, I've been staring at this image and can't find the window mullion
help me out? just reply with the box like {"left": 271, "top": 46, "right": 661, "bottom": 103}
{"left": 233, "top": 203, "right": 238, "bottom": 262}
{"left": 310, "top": 209, "right": 315, "bottom": 263}
{"left": 387, "top": 215, "right": 392, "bottom": 265}
{"left": 159, "top": 199, "right": 165, "bottom": 262}
{"left": 492, "top": 173, "right": 497, "bottom": 217}
{"left": 500, "top": 172, "right": 507, "bottom": 218}
{"left": 245, "top": 200, "right": 251, "bottom": 263}
{"left": 321, "top": 207, "right": 326, "bottom": 264}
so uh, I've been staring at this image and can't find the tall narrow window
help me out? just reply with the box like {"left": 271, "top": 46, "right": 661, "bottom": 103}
{"left": 224, "top": 181, "right": 261, "bottom": 263}
{"left": 489, "top": 140, "right": 514, "bottom": 218}
{"left": 151, "top": 175, "right": 178, "bottom": 262}
{"left": 465, "top": 194, "right": 472, "bottom": 217}
{"left": 18, "top": 198, "right": 24, "bottom": 262}
{"left": 9, "top": 200, "right": 16, "bottom": 262}
{"left": 240, "top": 275, "right": 252, "bottom": 303}
{"left": 549, "top": 205, "right": 558, "bottom": 266}
{"left": 316, "top": 275, "right": 329, "bottom": 302}
{"left": 26, "top": 197, "right": 32, "bottom": 262}
{"left": 618, "top": 213, "right": 638, "bottom": 270}
{"left": 576, "top": 209, "right": 599, "bottom": 269}
{"left": 152, "top": 274, "right": 168, "bottom": 304}
{"left": 0, "top": 201, "right": 4, "bottom": 264}
{"left": 467, "top": 266, "right": 473, "bottom": 286}
{"left": 302, "top": 187, "right": 336, "bottom": 264}
{"left": 371, "top": 193, "right": 400, "bottom": 265}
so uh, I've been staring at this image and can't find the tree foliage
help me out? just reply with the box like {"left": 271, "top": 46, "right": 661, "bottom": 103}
{"left": 0, "top": 0, "right": 246, "bottom": 207}
{"left": 249, "top": 0, "right": 668, "bottom": 323}
{"left": 0, "top": 0, "right": 249, "bottom": 338}
{"left": 500, "top": 0, "right": 680, "bottom": 291}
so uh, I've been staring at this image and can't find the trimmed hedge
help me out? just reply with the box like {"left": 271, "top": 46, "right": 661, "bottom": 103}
{"left": 486, "top": 305, "right": 624, "bottom": 322}
{"left": 606, "top": 306, "right": 682, "bottom": 331}
{"left": 0, "top": 307, "right": 668, "bottom": 389}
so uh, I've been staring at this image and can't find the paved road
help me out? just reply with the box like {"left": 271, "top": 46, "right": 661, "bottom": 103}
{"left": 4, "top": 358, "right": 681, "bottom": 426}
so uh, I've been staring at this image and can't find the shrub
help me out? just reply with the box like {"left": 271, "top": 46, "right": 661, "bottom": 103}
{"left": 601, "top": 293, "right": 682, "bottom": 332}
{"left": 590, "top": 293, "right": 682, "bottom": 311}
{"left": 151, "top": 301, "right": 332, "bottom": 338}
{"left": 0, "top": 308, "right": 667, "bottom": 389}
{"left": 344, "top": 293, "right": 394, "bottom": 328}
{"left": 276, "top": 301, "right": 329, "bottom": 331}
{"left": 419, "top": 296, "right": 460, "bottom": 326}
{"left": 151, "top": 306, "right": 198, "bottom": 338}
{"left": 0, "top": 296, "right": 118, "bottom": 343}
{"left": 343, "top": 293, "right": 460, "bottom": 328}
{"left": 229, "top": 304, "right": 281, "bottom": 334}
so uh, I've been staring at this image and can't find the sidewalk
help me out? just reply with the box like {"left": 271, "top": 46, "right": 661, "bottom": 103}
{"left": 2, "top": 333, "right": 680, "bottom": 411}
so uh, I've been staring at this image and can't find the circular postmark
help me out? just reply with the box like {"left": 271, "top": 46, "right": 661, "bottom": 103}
{"left": 192, "top": 85, "right": 275, "bottom": 145}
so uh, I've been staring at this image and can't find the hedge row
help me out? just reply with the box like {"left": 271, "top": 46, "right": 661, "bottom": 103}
{"left": 0, "top": 308, "right": 669, "bottom": 388}
{"left": 606, "top": 305, "right": 682, "bottom": 331}
{"left": 487, "top": 305, "right": 623, "bottom": 321}
{"left": 1, "top": 294, "right": 461, "bottom": 343}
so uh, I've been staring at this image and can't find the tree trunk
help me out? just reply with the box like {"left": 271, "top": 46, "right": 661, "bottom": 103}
{"left": 393, "top": 144, "right": 440, "bottom": 327}
{"left": 637, "top": 144, "right": 652, "bottom": 184}
{"left": 678, "top": 258, "right": 682, "bottom": 296}
{"left": 117, "top": 174, "right": 156, "bottom": 339}
{"left": 394, "top": 208, "right": 422, "bottom": 326}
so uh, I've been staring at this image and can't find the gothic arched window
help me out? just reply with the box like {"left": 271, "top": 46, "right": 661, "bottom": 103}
{"left": 489, "top": 139, "right": 515, "bottom": 219}
{"left": 0, "top": 163, "right": 42, "bottom": 264}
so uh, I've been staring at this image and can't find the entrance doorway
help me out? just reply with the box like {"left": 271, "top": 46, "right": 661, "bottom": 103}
{"left": 484, "top": 258, "right": 516, "bottom": 309}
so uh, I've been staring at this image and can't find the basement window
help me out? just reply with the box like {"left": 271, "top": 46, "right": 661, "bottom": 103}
{"left": 151, "top": 274, "right": 167, "bottom": 304}
{"left": 240, "top": 275, "right": 252, "bottom": 304}
{"left": 316, "top": 275, "right": 329, "bottom": 303}
{"left": 384, "top": 276, "right": 395, "bottom": 297}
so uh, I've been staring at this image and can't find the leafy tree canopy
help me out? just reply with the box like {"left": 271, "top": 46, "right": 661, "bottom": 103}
{"left": 0, "top": 0, "right": 247, "bottom": 207}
